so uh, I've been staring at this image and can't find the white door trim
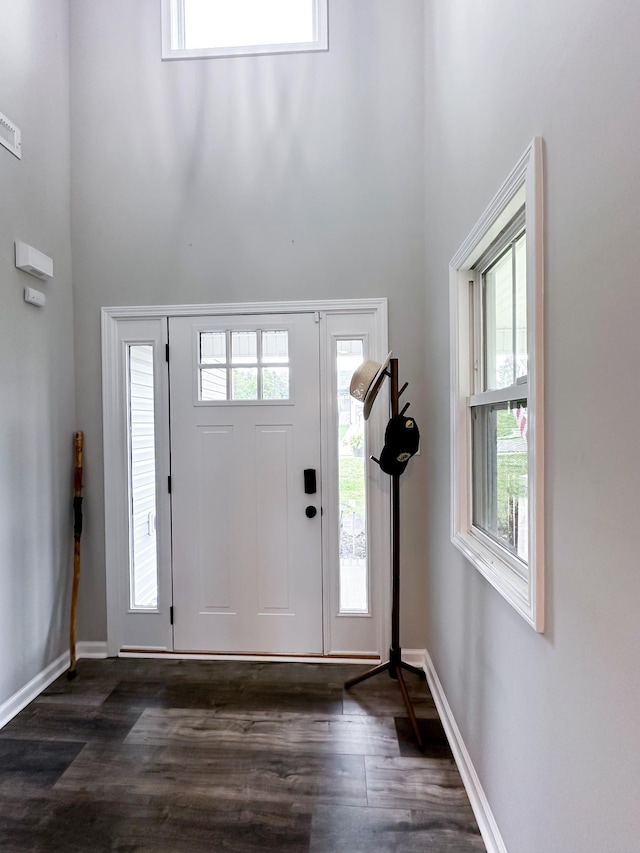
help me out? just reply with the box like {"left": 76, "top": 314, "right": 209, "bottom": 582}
{"left": 102, "top": 298, "right": 387, "bottom": 320}
{"left": 102, "top": 298, "right": 390, "bottom": 658}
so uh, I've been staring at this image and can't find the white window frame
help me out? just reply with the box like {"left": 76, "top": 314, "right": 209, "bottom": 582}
{"left": 102, "top": 318, "right": 173, "bottom": 654}
{"left": 449, "top": 138, "right": 544, "bottom": 631}
{"left": 320, "top": 312, "right": 389, "bottom": 656}
{"left": 161, "top": 0, "right": 328, "bottom": 61}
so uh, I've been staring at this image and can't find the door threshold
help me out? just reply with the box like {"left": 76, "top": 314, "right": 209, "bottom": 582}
{"left": 119, "top": 648, "right": 381, "bottom": 665}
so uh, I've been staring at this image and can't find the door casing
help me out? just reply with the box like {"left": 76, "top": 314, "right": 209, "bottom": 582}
{"left": 102, "top": 298, "right": 390, "bottom": 659}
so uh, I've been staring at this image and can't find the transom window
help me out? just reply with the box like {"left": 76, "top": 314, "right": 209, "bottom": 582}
{"left": 161, "top": 0, "right": 329, "bottom": 60}
{"left": 199, "top": 329, "right": 290, "bottom": 401}
{"left": 450, "top": 138, "right": 544, "bottom": 631}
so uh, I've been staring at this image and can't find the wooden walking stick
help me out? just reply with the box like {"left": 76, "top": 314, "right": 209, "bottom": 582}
{"left": 68, "top": 431, "right": 84, "bottom": 680}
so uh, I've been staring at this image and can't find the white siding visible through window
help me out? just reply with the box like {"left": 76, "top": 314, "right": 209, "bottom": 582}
{"left": 128, "top": 345, "right": 159, "bottom": 609}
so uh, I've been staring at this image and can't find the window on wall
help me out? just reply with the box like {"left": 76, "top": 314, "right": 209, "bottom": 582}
{"left": 161, "top": 0, "right": 329, "bottom": 60}
{"left": 450, "top": 138, "right": 544, "bottom": 631}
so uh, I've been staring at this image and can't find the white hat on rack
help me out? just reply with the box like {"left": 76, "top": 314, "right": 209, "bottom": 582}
{"left": 349, "top": 352, "right": 392, "bottom": 420}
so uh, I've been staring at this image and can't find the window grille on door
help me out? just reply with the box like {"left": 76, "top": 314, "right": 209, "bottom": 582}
{"left": 199, "top": 329, "right": 290, "bottom": 402}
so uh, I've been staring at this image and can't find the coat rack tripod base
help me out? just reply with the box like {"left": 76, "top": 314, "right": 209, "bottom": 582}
{"left": 344, "top": 358, "right": 426, "bottom": 750}
{"left": 344, "top": 644, "right": 426, "bottom": 750}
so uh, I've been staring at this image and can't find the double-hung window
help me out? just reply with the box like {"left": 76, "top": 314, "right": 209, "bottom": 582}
{"left": 161, "top": 0, "right": 328, "bottom": 60}
{"left": 450, "top": 139, "right": 544, "bottom": 630}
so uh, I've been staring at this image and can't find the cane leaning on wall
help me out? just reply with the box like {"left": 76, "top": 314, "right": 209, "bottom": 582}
{"left": 68, "top": 431, "right": 83, "bottom": 680}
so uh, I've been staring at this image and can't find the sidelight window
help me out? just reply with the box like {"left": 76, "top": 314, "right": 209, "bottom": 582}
{"left": 127, "top": 345, "right": 159, "bottom": 609}
{"left": 336, "top": 339, "right": 368, "bottom": 613}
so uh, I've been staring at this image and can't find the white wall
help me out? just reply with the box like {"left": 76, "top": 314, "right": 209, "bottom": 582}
{"left": 423, "top": 1, "right": 640, "bottom": 851}
{"left": 0, "top": 0, "right": 75, "bottom": 708}
{"left": 69, "top": 1, "right": 427, "bottom": 644}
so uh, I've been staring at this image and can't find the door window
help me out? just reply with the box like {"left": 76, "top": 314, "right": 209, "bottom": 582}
{"left": 199, "top": 329, "right": 290, "bottom": 402}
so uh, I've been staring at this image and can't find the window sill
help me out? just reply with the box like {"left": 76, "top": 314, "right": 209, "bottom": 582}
{"left": 451, "top": 529, "right": 541, "bottom": 631}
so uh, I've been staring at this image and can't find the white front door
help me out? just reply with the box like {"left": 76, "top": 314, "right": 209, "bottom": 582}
{"left": 168, "top": 313, "right": 322, "bottom": 654}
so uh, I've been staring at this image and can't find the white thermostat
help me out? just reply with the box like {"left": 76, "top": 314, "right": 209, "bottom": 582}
{"left": 15, "top": 241, "right": 53, "bottom": 281}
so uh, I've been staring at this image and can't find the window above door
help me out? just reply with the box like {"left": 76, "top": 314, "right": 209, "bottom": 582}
{"left": 161, "top": 0, "right": 329, "bottom": 60}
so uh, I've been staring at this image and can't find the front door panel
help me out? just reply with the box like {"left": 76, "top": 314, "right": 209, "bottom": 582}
{"left": 169, "top": 313, "right": 322, "bottom": 654}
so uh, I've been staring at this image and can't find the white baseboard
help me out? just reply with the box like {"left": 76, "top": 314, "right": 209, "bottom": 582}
{"left": 119, "top": 650, "right": 380, "bottom": 664}
{"left": 401, "top": 648, "right": 427, "bottom": 668}
{"left": 0, "top": 641, "right": 109, "bottom": 730}
{"left": 76, "top": 641, "right": 108, "bottom": 659}
{"left": 422, "top": 649, "right": 508, "bottom": 853}
{"left": 0, "top": 651, "right": 69, "bottom": 730}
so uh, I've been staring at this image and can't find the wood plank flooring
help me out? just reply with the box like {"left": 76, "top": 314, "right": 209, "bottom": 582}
{"left": 0, "top": 659, "right": 486, "bottom": 852}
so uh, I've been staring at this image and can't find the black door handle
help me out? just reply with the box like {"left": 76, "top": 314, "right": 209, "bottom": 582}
{"left": 305, "top": 505, "right": 317, "bottom": 518}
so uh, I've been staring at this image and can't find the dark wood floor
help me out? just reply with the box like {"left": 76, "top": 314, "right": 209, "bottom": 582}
{"left": 0, "top": 658, "right": 486, "bottom": 852}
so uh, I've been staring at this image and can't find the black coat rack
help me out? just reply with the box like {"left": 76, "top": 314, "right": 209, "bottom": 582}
{"left": 344, "top": 357, "right": 426, "bottom": 749}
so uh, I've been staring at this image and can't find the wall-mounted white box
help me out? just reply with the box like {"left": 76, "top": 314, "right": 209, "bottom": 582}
{"left": 15, "top": 242, "right": 53, "bottom": 281}
{"left": 24, "top": 287, "right": 46, "bottom": 307}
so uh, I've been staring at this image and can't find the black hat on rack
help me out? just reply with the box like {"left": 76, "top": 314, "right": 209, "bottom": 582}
{"left": 379, "top": 414, "right": 420, "bottom": 476}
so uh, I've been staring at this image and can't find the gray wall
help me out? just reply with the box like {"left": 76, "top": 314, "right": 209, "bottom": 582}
{"left": 5, "top": 2, "right": 636, "bottom": 849}
{"left": 0, "top": 0, "right": 75, "bottom": 708}
{"left": 69, "top": 0, "right": 427, "bottom": 643}
{"left": 423, "top": 1, "right": 640, "bottom": 851}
